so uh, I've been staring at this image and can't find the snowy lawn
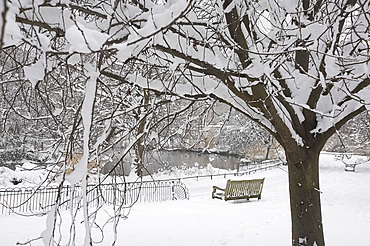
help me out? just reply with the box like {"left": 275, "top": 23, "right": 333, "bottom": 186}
{"left": 0, "top": 153, "right": 369, "bottom": 245}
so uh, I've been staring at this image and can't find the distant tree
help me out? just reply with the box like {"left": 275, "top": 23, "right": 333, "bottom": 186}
{"left": 215, "top": 109, "right": 276, "bottom": 160}
{"left": 325, "top": 110, "right": 370, "bottom": 154}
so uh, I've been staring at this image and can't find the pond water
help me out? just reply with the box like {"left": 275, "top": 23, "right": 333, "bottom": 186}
{"left": 102, "top": 150, "right": 243, "bottom": 176}
{"left": 145, "top": 150, "right": 241, "bottom": 173}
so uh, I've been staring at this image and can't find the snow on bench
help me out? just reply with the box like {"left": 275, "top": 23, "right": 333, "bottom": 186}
{"left": 343, "top": 157, "right": 369, "bottom": 172}
{"left": 334, "top": 153, "right": 370, "bottom": 172}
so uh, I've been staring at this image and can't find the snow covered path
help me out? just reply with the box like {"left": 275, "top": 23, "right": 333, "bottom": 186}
{"left": 0, "top": 154, "right": 369, "bottom": 245}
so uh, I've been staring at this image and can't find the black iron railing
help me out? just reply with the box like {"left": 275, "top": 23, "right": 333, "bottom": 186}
{"left": 174, "top": 159, "right": 284, "bottom": 181}
{"left": 0, "top": 180, "right": 189, "bottom": 214}
{"left": 0, "top": 159, "right": 283, "bottom": 214}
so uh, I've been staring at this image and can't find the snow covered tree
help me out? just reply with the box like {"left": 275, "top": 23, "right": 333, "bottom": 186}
{"left": 107, "top": 1, "right": 368, "bottom": 245}
{"left": 1, "top": 0, "right": 369, "bottom": 245}
{"left": 215, "top": 109, "right": 276, "bottom": 160}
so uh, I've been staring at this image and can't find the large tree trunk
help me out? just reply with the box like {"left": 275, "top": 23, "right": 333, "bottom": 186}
{"left": 286, "top": 146, "right": 325, "bottom": 246}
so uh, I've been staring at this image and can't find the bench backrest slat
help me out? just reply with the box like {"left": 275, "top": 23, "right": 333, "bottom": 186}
{"left": 224, "top": 178, "right": 264, "bottom": 201}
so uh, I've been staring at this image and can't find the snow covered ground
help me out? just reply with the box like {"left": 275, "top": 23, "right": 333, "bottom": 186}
{"left": 0, "top": 153, "right": 369, "bottom": 245}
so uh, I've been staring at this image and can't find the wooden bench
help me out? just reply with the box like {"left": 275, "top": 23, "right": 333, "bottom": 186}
{"left": 212, "top": 178, "right": 265, "bottom": 201}
{"left": 343, "top": 157, "right": 369, "bottom": 172}
{"left": 344, "top": 163, "right": 357, "bottom": 172}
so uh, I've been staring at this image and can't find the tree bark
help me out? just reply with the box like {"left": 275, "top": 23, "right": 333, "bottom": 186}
{"left": 134, "top": 89, "right": 149, "bottom": 176}
{"left": 263, "top": 135, "right": 272, "bottom": 160}
{"left": 286, "top": 146, "right": 325, "bottom": 246}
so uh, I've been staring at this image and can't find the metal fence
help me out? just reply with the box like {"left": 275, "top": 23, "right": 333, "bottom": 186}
{"left": 0, "top": 180, "right": 189, "bottom": 215}
{"left": 0, "top": 159, "right": 283, "bottom": 214}
{"left": 175, "top": 159, "right": 284, "bottom": 181}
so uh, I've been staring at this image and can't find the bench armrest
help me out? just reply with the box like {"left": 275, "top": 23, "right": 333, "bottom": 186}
{"left": 212, "top": 186, "right": 225, "bottom": 192}
{"left": 212, "top": 186, "right": 225, "bottom": 199}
